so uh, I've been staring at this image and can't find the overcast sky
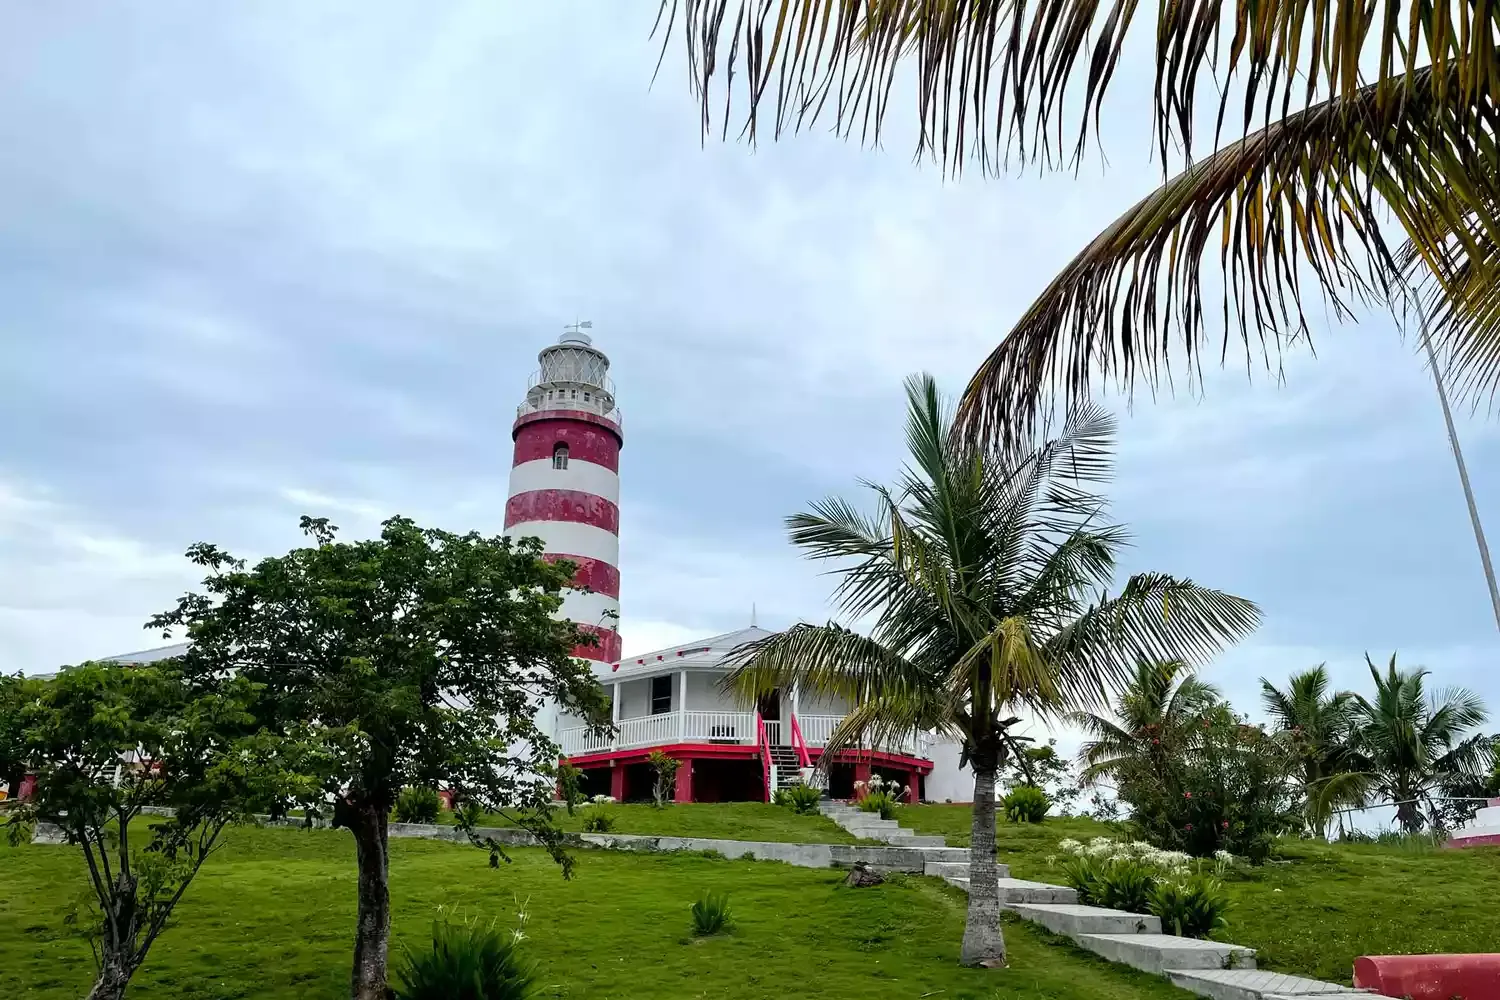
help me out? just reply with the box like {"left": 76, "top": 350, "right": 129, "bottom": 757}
{"left": 2, "top": 3, "right": 1496, "bottom": 759}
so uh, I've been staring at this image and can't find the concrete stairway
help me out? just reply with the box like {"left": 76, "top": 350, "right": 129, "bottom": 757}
{"left": 819, "top": 801, "right": 946, "bottom": 847}
{"left": 933, "top": 865, "right": 1361, "bottom": 1000}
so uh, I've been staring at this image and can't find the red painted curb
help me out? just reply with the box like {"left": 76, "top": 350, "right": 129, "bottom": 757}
{"left": 1354, "top": 954, "right": 1500, "bottom": 1000}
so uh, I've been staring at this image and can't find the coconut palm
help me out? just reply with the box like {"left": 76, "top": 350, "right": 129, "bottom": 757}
{"left": 1337, "top": 653, "right": 1495, "bottom": 832}
{"left": 652, "top": 3, "right": 1500, "bottom": 445}
{"left": 1070, "top": 658, "right": 1222, "bottom": 787}
{"left": 727, "top": 374, "right": 1258, "bottom": 967}
{"left": 1259, "top": 666, "right": 1362, "bottom": 836}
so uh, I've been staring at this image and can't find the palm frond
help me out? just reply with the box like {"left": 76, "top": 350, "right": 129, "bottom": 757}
{"left": 724, "top": 621, "right": 930, "bottom": 704}
{"left": 1043, "top": 574, "right": 1260, "bottom": 710}
{"left": 653, "top": 0, "right": 1499, "bottom": 177}
{"left": 952, "top": 63, "right": 1500, "bottom": 449}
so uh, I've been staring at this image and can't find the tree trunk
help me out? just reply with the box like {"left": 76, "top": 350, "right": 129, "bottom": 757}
{"left": 85, "top": 954, "right": 135, "bottom": 1000}
{"left": 960, "top": 763, "right": 1007, "bottom": 967}
{"left": 348, "top": 803, "right": 392, "bottom": 1000}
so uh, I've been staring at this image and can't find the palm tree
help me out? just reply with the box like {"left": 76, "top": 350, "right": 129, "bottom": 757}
{"left": 1071, "top": 658, "right": 1222, "bottom": 787}
{"left": 727, "top": 374, "right": 1258, "bottom": 967}
{"left": 1259, "top": 667, "right": 1362, "bottom": 837}
{"left": 651, "top": 4, "right": 1500, "bottom": 438}
{"left": 1341, "top": 653, "right": 1494, "bottom": 833}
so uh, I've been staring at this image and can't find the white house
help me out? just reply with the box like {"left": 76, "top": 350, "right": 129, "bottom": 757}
{"left": 558, "top": 625, "right": 935, "bottom": 803}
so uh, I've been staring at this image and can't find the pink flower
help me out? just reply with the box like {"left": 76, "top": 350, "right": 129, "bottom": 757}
{"left": 1183, "top": 792, "right": 1192, "bottom": 799}
{"left": 1185, "top": 824, "right": 1194, "bottom": 831}
{"left": 1222, "top": 821, "right": 1229, "bottom": 829}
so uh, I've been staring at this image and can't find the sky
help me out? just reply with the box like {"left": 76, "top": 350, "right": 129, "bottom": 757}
{"left": 1, "top": 3, "right": 1496, "bottom": 777}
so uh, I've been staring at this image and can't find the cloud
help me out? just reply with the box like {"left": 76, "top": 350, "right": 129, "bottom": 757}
{"left": 0, "top": 0, "right": 1493, "bottom": 770}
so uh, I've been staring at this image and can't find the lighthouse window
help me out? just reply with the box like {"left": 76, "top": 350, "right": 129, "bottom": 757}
{"left": 651, "top": 675, "right": 673, "bottom": 715}
{"left": 552, "top": 443, "right": 569, "bottom": 470}
{"left": 583, "top": 392, "right": 590, "bottom": 401}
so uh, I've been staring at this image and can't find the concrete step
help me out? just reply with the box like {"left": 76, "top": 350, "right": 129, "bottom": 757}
{"left": 922, "top": 859, "right": 999, "bottom": 878}
{"left": 1077, "top": 933, "right": 1256, "bottom": 975}
{"left": 884, "top": 834, "right": 946, "bottom": 848}
{"left": 1006, "top": 902, "right": 1161, "bottom": 937}
{"left": 945, "top": 876, "right": 1076, "bottom": 904}
{"left": 1165, "top": 969, "right": 1365, "bottom": 1000}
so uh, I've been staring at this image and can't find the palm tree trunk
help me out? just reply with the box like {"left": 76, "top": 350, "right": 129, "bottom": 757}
{"left": 960, "top": 764, "right": 1007, "bottom": 967}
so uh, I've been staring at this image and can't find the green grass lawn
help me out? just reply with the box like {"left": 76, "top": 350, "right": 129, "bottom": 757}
{"left": 0, "top": 825, "right": 1195, "bottom": 1000}
{"left": 458, "top": 801, "right": 867, "bottom": 844}
{"left": 901, "top": 805, "right": 1500, "bottom": 985}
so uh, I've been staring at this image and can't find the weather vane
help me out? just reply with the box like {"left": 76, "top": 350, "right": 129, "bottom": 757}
{"left": 564, "top": 319, "right": 593, "bottom": 336}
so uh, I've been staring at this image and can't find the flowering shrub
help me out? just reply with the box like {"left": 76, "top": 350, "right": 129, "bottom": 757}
{"left": 1148, "top": 875, "right": 1231, "bottom": 939}
{"left": 854, "top": 775, "right": 905, "bottom": 820}
{"left": 392, "top": 903, "right": 534, "bottom": 1000}
{"left": 774, "top": 783, "right": 823, "bottom": 815}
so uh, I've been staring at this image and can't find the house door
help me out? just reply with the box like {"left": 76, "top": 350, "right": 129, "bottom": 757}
{"left": 757, "top": 689, "right": 785, "bottom": 744}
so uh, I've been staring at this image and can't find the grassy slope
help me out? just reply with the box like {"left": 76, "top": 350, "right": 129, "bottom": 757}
{"left": 901, "top": 805, "right": 1500, "bottom": 984}
{"left": 461, "top": 802, "right": 865, "bottom": 844}
{"left": 0, "top": 826, "right": 1194, "bottom": 1000}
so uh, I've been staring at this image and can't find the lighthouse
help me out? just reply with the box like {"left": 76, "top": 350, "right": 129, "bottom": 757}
{"left": 504, "top": 324, "right": 623, "bottom": 671}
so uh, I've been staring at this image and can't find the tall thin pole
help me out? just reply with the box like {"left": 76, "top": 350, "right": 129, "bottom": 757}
{"left": 1398, "top": 278, "right": 1500, "bottom": 633}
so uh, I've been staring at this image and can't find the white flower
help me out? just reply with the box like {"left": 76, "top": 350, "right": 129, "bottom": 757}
{"left": 1057, "top": 838, "right": 1083, "bottom": 854}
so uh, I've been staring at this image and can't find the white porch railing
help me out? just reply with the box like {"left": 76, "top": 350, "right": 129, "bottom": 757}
{"left": 559, "top": 711, "right": 920, "bottom": 758}
{"left": 797, "top": 714, "right": 919, "bottom": 757}
{"left": 560, "top": 711, "right": 756, "bottom": 756}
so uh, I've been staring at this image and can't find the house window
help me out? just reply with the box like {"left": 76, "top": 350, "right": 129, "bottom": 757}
{"left": 651, "top": 676, "right": 673, "bottom": 715}
{"left": 552, "top": 443, "right": 569, "bottom": 470}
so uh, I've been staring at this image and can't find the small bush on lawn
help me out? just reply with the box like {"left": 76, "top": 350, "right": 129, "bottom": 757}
{"left": 690, "top": 891, "right": 733, "bottom": 936}
{"left": 580, "top": 803, "right": 615, "bottom": 833}
{"left": 778, "top": 783, "right": 822, "bottom": 815}
{"left": 454, "top": 800, "right": 485, "bottom": 830}
{"left": 395, "top": 787, "right": 442, "bottom": 825}
{"left": 393, "top": 912, "right": 534, "bottom": 1000}
{"left": 1148, "top": 875, "right": 1231, "bottom": 939}
{"left": 1003, "top": 785, "right": 1050, "bottom": 823}
{"left": 856, "top": 775, "right": 905, "bottom": 820}
{"left": 1055, "top": 854, "right": 1105, "bottom": 905}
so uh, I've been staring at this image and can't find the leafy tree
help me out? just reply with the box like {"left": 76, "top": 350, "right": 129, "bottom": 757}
{"left": 3, "top": 661, "right": 321, "bottom": 1000}
{"left": 149, "top": 515, "right": 613, "bottom": 1000}
{"left": 650, "top": 3, "right": 1500, "bottom": 448}
{"left": 727, "top": 375, "right": 1258, "bottom": 967}
{"left": 0, "top": 671, "right": 43, "bottom": 799}
{"left": 1001, "top": 740, "right": 1081, "bottom": 816}
{"left": 1072, "top": 659, "right": 1221, "bottom": 788}
{"left": 647, "top": 749, "right": 683, "bottom": 807}
{"left": 1259, "top": 666, "right": 1362, "bottom": 837}
{"left": 1334, "top": 653, "right": 1494, "bottom": 833}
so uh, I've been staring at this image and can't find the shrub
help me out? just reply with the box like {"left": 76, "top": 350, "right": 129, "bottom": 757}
{"left": 1148, "top": 875, "right": 1232, "bottom": 939}
{"left": 392, "top": 913, "right": 534, "bottom": 1000}
{"left": 855, "top": 775, "right": 905, "bottom": 820}
{"left": 690, "top": 891, "right": 733, "bottom": 936}
{"left": 1117, "top": 705, "right": 1299, "bottom": 862}
{"left": 580, "top": 804, "right": 615, "bottom": 833}
{"left": 647, "top": 750, "right": 683, "bottom": 808}
{"left": 1055, "top": 854, "right": 1105, "bottom": 905}
{"left": 784, "top": 783, "right": 822, "bottom": 815}
{"left": 772, "top": 787, "right": 792, "bottom": 807}
{"left": 454, "top": 800, "right": 485, "bottom": 830}
{"left": 1094, "top": 858, "right": 1159, "bottom": 913}
{"left": 1003, "top": 785, "right": 1051, "bottom": 823}
{"left": 394, "top": 787, "right": 442, "bottom": 825}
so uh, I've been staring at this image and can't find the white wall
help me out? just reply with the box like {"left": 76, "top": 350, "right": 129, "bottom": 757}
{"left": 797, "top": 689, "right": 853, "bottom": 717}
{"left": 922, "top": 735, "right": 980, "bottom": 803}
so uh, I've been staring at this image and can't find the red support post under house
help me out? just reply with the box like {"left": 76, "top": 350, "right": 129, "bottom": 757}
{"left": 674, "top": 757, "right": 694, "bottom": 803}
{"left": 852, "top": 761, "right": 872, "bottom": 800}
{"left": 906, "top": 769, "right": 919, "bottom": 803}
{"left": 610, "top": 763, "right": 627, "bottom": 802}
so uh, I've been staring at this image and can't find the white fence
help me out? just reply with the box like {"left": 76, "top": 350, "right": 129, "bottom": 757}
{"left": 560, "top": 711, "right": 757, "bottom": 755}
{"left": 559, "top": 711, "right": 920, "bottom": 757}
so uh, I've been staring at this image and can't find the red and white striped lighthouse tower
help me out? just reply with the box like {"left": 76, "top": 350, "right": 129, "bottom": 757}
{"left": 504, "top": 323, "right": 623, "bottom": 667}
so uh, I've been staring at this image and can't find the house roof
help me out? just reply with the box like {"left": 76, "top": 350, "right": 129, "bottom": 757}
{"left": 605, "top": 625, "right": 776, "bottom": 681}
{"left": 101, "top": 642, "right": 192, "bottom": 665}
